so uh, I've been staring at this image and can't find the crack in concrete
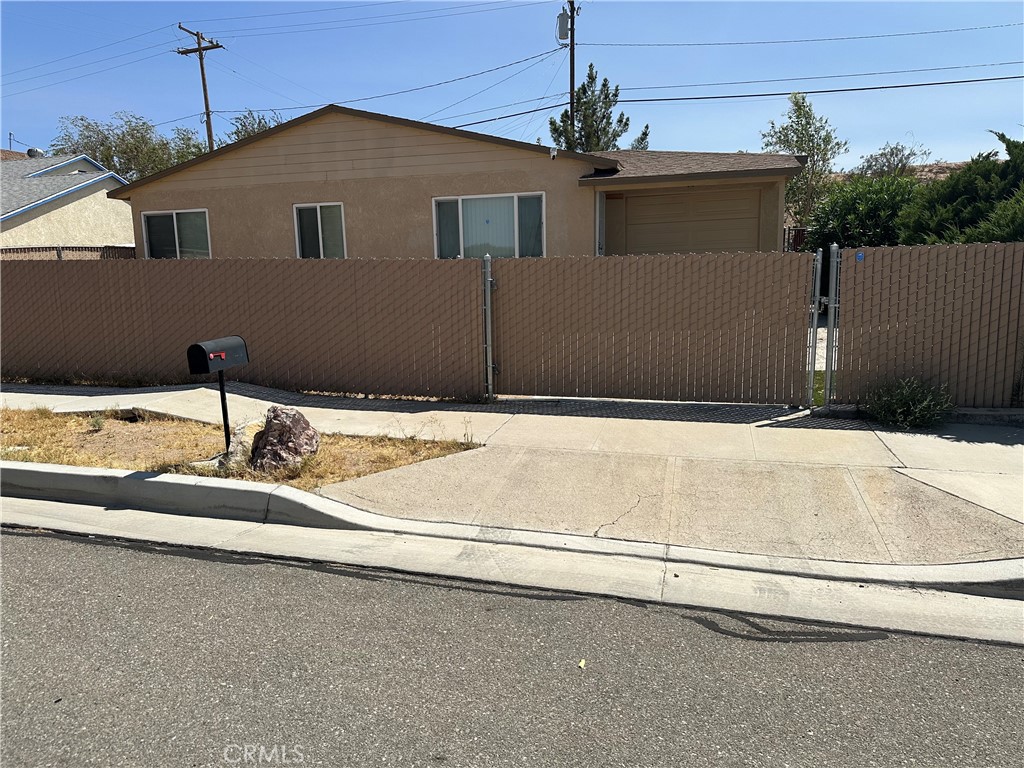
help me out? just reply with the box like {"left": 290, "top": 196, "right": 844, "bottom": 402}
{"left": 481, "top": 413, "right": 517, "bottom": 443}
{"left": 594, "top": 493, "right": 659, "bottom": 537}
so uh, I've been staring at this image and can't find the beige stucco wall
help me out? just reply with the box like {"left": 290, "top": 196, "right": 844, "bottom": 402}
{"left": 121, "top": 112, "right": 600, "bottom": 259}
{"left": 0, "top": 179, "right": 134, "bottom": 247}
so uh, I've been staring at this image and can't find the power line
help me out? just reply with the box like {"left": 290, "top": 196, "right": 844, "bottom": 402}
{"left": 4, "top": 24, "right": 174, "bottom": 76}
{"left": 183, "top": 1, "right": 411, "bottom": 24}
{"left": 435, "top": 59, "right": 1022, "bottom": 123}
{"left": 138, "top": 48, "right": 565, "bottom": 128}
{"left": 207, "top": 0, "right": 529, "bottom": 34}
{"left": 331, "top": 48, "right": 563, "bottom": 107}
{"left": 2, "top": 51, "right": 170, "bottom": 99}
{"left": 206, "top": 60, "right": 306, "bottom": 107}
{"left": 517, "top": 51, "right": 569, "bottom": 140}
{"left": 579, "top": 21, "right": 1023, "bottom": 48}
{"left": 617, "top": 75, "right": 1024, "bottom": 104}
{"left": 212, "top": 1, "right": 552, "bottom": 40}
{"left": 219, "top": 47, "right": 333, "bottom": 103}
{"left": 453, "top": 74, "right": 1024, "bottom": 128}
{"left": 4, "top": 40, "right": 177, "bottom": 87}
{"left": 421, "top": 50, "right": 561, "bottom": 121}
{"left": 621, "top": 60, "right": 1024, "bottom": 92}
{"left": 153, "top": 112, "right": 207, "bottom": 128}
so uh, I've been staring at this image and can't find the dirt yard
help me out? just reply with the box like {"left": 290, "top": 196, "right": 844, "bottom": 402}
{"left": 0, "top": 408, "right": 473, "bottom": 491}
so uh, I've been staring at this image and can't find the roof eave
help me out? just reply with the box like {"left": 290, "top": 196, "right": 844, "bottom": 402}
{"left": 578, "top": 165, "right": 803, "bottom": 187}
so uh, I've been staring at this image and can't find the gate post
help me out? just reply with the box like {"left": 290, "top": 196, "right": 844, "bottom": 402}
{"left": 823, "top": 243, "right": 841, "bottom": 408}
{"left": 806, "top": 248, "right": 823, "bottom": 407}
{"left": 482, "top": 253, "right": 496, "bottom": 403}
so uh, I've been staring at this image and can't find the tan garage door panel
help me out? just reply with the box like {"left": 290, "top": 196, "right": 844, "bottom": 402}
{"left": 626, "top": 189, "right": 760, "bottom": 254}
{"left": 627, "top": 218, "right": 760, "bottom": 254}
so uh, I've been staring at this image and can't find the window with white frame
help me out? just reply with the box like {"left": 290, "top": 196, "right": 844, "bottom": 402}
{"left": 142, "top": 210, "right": 210, "bottom": 259}
{"left": 434, "top": 193, "right": 544, "bottom": 259}
{"left": 294, "top": 203, "right": 346, "bottom": 259}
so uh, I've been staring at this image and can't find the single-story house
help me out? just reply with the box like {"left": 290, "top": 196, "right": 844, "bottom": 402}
{"left": 1, "top": 153, "right": 134, "bottom": 247}
{"left": 108, "top": 105, "right": 804, "bottom": 260}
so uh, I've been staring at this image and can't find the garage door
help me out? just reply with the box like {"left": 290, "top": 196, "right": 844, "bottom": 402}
{"left": 624, "top": 188, "right": 761, "bottom": 254}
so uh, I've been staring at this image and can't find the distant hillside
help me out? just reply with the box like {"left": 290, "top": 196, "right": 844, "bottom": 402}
{"left": 831, "top": 161, "right": 970, "bottom": 184}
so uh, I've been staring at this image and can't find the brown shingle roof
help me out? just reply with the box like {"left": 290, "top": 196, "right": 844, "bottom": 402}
{"left": 1, "top": 149, "right": 28, "bottom": 161}
{"left": 579, "top": 150, "right": 805, "bottom": 185}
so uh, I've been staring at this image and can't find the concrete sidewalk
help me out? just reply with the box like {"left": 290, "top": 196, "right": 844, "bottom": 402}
{"left": 2, "top": 382, "right": 1022, "bottom": 568}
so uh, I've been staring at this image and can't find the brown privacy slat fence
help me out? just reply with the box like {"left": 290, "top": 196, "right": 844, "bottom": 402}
{"left": 0, "top": 260, "right": 484, "bottom": 400}
{"left": 834, "top": 243, "right": 1024, "bottom": 408}
{"left": 3, "top": 245, "right": 1021, "bottom": 407}
{"left": 492, "top": 253, "right": 813, "bottom": 403}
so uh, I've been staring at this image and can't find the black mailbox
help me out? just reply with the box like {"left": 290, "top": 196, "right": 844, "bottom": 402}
{"left": 187, "top": 336, "right": 249, "bottom": 375}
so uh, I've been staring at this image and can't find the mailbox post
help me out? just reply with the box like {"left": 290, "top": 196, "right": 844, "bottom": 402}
{"left": 187, "top": 336, "right": 249, "bottom": 454}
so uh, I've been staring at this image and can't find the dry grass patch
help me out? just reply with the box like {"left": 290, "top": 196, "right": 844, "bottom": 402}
{"left": 1, "top": 408, "right": 473, "bottom": 491}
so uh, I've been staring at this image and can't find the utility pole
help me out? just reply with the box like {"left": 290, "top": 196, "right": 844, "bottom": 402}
{"left": 557, "top": 2, "right": 580, "bottom": 148}
{"left": 176, "top": 24, "right": 222, "bottom": 152}
{"left": 568, "top": 1, "right": 577, "bottom": 146}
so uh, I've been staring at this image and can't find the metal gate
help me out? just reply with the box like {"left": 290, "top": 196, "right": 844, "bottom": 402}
{"left": 483, "top": 251, "right": 816, "bottom": 405}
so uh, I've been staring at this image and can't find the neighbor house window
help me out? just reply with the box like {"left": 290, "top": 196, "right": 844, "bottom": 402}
{"left": 433, "top": 193, "right": 544, "bottom": 259}
{"left": 142, "top": 210, "right": 210, "bottom": 259}
{"left": 294, "top": 203, "right": 346, "bottom": 259}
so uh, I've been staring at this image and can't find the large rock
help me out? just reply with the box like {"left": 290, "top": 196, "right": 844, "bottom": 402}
{"left": 250, "top": 406, "right": 320, "bottom": 473}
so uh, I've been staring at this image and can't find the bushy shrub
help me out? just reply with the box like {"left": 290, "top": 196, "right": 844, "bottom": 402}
{"left": 897, "top": 131, "right": 1024, "bottom": 244}
{"left": 864, "top": 377, "right": 954, "bottom": 430}
{"left": 805, "top": 174, "right": 917, "bottom": 250}
{"left": 961, "top": 185, "right": 1024, "bottom": 243}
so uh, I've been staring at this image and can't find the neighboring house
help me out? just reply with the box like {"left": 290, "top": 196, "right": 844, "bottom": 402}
{"left": 1, "top": 154, "right": 134, "bottom": 247}
{"left": 108, "top": 105, "right": 804, "bottom": 260}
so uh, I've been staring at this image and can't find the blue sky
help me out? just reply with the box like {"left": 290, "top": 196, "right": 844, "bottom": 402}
{"left": 2, "top": 1, "right": 1021, "bottom": 168}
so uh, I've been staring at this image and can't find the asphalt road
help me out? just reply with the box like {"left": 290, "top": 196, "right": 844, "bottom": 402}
{"left": 2, "top": 528, "right": 1021, "bottom": 768}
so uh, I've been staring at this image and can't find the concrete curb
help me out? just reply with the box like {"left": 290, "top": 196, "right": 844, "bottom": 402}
{"left": 4, "top": 497, "right": 1023, "bottom": 647}
{"left": 3, "top": 460, "right": 1021, "bottom": 593}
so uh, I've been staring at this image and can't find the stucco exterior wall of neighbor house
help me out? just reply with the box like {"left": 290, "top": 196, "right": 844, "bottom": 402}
{"left": 121, "top": 111, "right": 601, "bottom": 259}
{"left": 0, "top": 179, "right": 134, "bottom": 247}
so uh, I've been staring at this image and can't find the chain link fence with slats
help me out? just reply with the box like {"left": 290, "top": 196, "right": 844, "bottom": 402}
{"left": 832, "top": 243, "right": 1024, "bottom": 408}
{"left": 2, "top": 246, "right": 1020, "bottom": 407}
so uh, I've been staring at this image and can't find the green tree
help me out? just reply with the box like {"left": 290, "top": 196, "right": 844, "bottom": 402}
{"left": 628, "top": 124, "right": 650, "bottom": 151}
{"left": 897, "top": 131, "right": 1024, "bottom": 244}
{"left": 219, "top": 108, "right": 284, "bottom": 146}
{"left": 761, "top": 93, "right": 849, "bottom": 225}
{"left": 50, "top": 112, "right": 205, "bottom": 182}
{"left": 854, "top": 140, "right": 931, "bottom": 177}
{"left": 549, "top": 63, "right": 650, "bottom": 152}
{"left": 805, "top": 175, "right": 918, "bottom": 250}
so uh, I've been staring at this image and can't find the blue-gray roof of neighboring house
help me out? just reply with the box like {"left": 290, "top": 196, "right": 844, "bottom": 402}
{"left": 1, "top": 154, "right": 128, "bottom": 220}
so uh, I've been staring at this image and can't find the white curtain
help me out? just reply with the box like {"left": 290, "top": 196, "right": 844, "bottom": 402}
{"left": 462, "top": 196, "right": 515, "bottom": 259}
